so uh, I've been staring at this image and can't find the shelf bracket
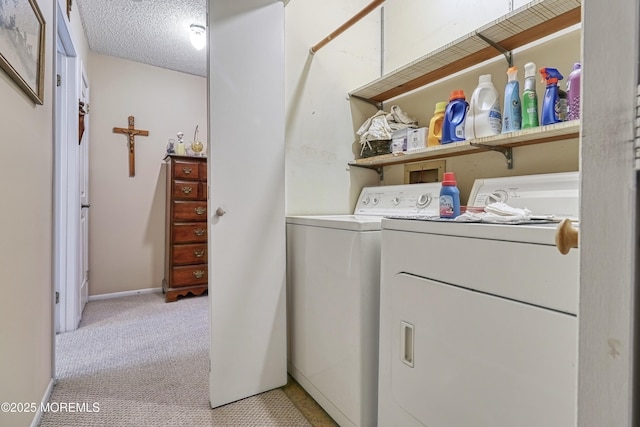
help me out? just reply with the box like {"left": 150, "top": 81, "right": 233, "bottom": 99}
{"left": 470, "top": 143, "right": 514, "bottom": 169}
{"left": 349, "top": 94, "right": 383, "bottom": 111}
{"left": 349, "top": 163, "right": 384, "bottom": 180}
{"left": 477, "top": 33, "right": 513, "bottom": 67}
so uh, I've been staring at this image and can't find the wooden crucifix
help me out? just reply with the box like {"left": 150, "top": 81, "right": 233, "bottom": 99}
{"left": 113, "top": 116, "right": 149, "bottom": 177}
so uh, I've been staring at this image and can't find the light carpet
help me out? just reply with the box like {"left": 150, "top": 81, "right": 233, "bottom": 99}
{"left": 39, "top": 293, "right": 311, "bottom": 427}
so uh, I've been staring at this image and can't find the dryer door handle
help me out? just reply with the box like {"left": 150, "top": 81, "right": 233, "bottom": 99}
{"left": 400, "top": 321, "right": 415, "bottom": 368}
{"left": 555, "top": 218, "right": 579, "bottom": 255}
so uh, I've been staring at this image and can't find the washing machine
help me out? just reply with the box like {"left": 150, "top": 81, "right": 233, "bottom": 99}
{"left": 378, "top": 171, "right": 580, "bottom": 427}
{"left": 286, "top": 183, "right": 442, "bottom": 427}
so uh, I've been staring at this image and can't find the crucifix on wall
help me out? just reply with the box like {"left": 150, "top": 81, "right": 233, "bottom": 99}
{"left": 113, "top": 116, "right": 149, "bottom": 177}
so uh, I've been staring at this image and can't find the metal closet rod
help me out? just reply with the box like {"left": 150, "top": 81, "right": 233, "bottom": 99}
{"left": 310, "top": 0, "right": 386, "bottom": 54}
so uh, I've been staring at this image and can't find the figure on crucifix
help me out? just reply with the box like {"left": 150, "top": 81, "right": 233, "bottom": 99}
{"left": 113, "top": 116, "right": 149, "bottom": 177}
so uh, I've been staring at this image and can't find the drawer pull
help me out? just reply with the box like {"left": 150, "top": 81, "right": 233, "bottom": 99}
{"left": 182, "top": 167, "right": 192, "bottom": 174}
{"left": 195, "top": 207, "right": 206, "bottom": 215}
{"left": 181, "top": 186, "right": 193, "bottom": 194}
{"left": 194, "top": 228, "right": 206, "bottom": 236}
{"left": 193, "top": 270, "right": 205, "bottom": 279}
{"left": 194, "top": 250, "right": 205, "bottom": 258}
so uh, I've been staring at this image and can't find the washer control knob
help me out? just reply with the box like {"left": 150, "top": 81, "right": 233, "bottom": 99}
{"left": 417, "top": 193, "right": 432, "bottom": 208}
{"left": 362, "top": 196, "right": 370, "bottom": 205}
{"left": 392, "top": 197, "right": 400, "bottom": 205}
{"left": 372, "top": 197, "right": 379, "bottom": 205}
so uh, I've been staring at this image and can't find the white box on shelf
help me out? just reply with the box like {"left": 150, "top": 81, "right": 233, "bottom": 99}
{"left": 392, "top": 128, "right": 409, "bottom": 152}
{"left": 406, "top": 127, "right": 428, "bottom": 151}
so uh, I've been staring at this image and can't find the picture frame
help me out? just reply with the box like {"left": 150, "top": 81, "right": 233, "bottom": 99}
{"left": 0, "top": 0, "right": 46, "bottom": 104}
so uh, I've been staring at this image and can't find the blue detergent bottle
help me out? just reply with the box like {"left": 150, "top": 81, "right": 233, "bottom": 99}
{"left": 539, "top": 67, "right": 564, "bottom": 125}
{"left": 502, "top": 66, "right": 521, "bottom": 133}
{"left": 439, "top": 172, "right": 461, "bottom": 218}
{"left": 441, "top": 90, "right": 469, "bottom": 144}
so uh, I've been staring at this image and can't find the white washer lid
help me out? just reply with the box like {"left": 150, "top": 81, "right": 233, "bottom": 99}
{"left": 286, "top": 215, "right": 384, "bottom": 231}
{"left": 286, "top": 182, "right": 443, "bottom": 231}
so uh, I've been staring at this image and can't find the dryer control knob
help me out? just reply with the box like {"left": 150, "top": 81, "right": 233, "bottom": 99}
{"left": 486, "top": 190, "right": 508, "bottom": 204}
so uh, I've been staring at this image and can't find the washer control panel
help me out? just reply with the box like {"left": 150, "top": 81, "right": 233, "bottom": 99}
{"left": 354, "top": 183, "right": 442, "bottom": 217}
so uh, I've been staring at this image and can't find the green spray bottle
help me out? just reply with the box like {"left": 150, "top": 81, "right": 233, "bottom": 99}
{"left": 521, "top": 62, "right": 539, "bottom": 128}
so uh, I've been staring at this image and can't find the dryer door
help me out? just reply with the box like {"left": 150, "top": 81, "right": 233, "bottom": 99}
{"left": 387, "top": 273, "right": 577, "bottom": 427}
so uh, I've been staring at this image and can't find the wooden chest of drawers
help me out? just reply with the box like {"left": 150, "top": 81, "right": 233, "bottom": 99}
{"left": 163, "top": 155, "right": 208, "bottom": 302}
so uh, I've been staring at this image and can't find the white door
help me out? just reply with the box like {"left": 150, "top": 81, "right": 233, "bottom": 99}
{"left": 78, "top": 65, "right": 90, "bottom": 313}
{"left": 208, "top": 1, "right": 287, "bottom": 407}
{"left": 386, "top": 273, "right": 576, "bottom": 427}
{"left": 54, "top": 3, "right": 83, "bottom": 333}
{"left": 54, "top": 46, "right": 65, "bottom": 333}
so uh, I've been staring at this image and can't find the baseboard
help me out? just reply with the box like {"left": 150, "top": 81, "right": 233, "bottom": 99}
{"left": 30, "top": 378, "right": 54, "bottom": 427}
{"left": 89, "top": 287, "right": 162, "bottom": 301}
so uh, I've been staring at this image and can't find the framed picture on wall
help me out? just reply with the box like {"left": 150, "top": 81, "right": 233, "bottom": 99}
{"left": 0, "top": 0, "right": 46, "bottom": 104}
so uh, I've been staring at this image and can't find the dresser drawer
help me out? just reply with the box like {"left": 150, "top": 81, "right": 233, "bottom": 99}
{"left": 173, "top": 201, "right": 207, "bottom": 221}
{"left": 173, "top": 161, "right": 202, "bottom": 180}
{"left": 172, "top": 244, "right": 207, "bottom": 265}
{"left": 172, "top": 180, "right": 201, "bottom": 200}
{"left": 172, "top": 223, "right": 207, "bottom": 243}
{"left": 171, "top": 265, "right": 208, "bottom": 286}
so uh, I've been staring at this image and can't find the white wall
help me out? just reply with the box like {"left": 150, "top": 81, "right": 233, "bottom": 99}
{"left": 87, "top": 53, "right": 207, "bottom": 296}
{"left": 383, "top": 0, "right": 512, "bottom": 73}
{"left": 285, "top": 0, "right": 381, "bottom": 215}
{"left": 0, "top": 0, "right": 54, "bottom": 425}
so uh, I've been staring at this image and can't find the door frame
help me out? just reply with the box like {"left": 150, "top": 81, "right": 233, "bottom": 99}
{"left": 53, "top": 1, "right": 82, "bottom": 334}
{"left": 579, "top": 0, "right": 638, "bottom": 425}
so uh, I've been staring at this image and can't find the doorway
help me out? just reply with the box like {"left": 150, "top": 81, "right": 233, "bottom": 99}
{"left": 53, "top": 2, "right": 87, "bottom": 335}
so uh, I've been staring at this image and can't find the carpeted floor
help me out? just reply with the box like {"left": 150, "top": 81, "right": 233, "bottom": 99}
{"left": 39, "top": 292, "right": 334, "bottom": 427}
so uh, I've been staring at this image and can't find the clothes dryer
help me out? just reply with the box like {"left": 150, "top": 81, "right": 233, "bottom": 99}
{"left": 378, "top": 172, "right": 580, "bottom": 427}
{"left": 286, "top": 183, "right": 441, "bottom": 427}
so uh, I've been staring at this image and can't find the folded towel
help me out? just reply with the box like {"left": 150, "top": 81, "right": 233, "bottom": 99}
{"left": 454, "top": 202, "right": 532, "bottom": 223}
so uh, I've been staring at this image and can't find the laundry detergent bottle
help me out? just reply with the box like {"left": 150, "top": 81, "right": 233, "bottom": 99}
{"left": 566, "top": 62, "right": 581, "bottom": 121}
{"left": 441, "top": 90, "right": 469, "bottom": 144}
{"left": 539, "top": 67, "right": 564, "bottom": 125}
{"left": 427, "top": 102, "right": 447, "bottom": 147}
{"left": 439, "top": 172, "right": 461, "bottom": 219}
{"left": 521, "top": 62, "right": 539, "bottom": 129}
{"left": 465, "top": 74, "right": 501, "bottom": 139}
{"left": 502, "top": 66, "right": 522, "bottom": 133}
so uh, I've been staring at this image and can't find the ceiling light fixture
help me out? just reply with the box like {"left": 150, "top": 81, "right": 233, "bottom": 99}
{"left": 190, "top": 24, "right": 206, "bottom": 51}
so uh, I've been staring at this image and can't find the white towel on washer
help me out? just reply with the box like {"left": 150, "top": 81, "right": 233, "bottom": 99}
{"left": 454, "top": 202, "right": 532, "bottom": 223}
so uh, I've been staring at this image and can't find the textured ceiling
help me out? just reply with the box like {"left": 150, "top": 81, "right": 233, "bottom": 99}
{"left": 76, "top": 0, "right": 207, "bottom": 77}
